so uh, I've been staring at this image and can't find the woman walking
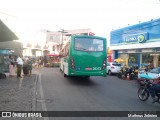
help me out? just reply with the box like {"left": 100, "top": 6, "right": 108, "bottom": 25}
{"left": 9, "top": 55, "right": 15, "bottom": 77}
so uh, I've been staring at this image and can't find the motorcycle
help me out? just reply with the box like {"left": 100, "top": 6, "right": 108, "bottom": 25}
{"left": 137, "top": 78, "right": 160, "bottom": 103}
{"left": 129, "top": 66, "right": 138, "bottom": 80}
{"left": 133, "top": 67, "right": 138, "bottom": 78}
{"left": 117, "top": 66, "right": 129, "bottom": 79}
{"left": 118, "top": 66, "right": 138, "bottom": 80}
{"left": 117, "top": 67, "right": 125, "bottom": 79}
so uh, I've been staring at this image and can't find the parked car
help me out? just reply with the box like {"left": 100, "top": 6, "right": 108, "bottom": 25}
{"left": 138, "top": 67, "right": 160, "bottom": 79}
{"left": 107, "top": 62, "right": 122, "bottom": 75}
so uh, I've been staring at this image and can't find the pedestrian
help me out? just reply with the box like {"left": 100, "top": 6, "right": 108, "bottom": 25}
{"left": 40, "top": 57, "right": 44, "bottom": 68}
{"left": 27, "top": 57, "right": 33, "bottom": 76}
{"left": 9, "top": 55, "right": 15, "bottom": 77}
{"left": 38, "top": 57, "right": 43, "bottom": 68}
{"left": 23, "top": 56, "right": 29, "bottom": 75}
{"left": 148, "top": 61, "right": 154, "bottom": 69}
{"left": 38, "top": 57, "right": 41, "bottom": 68}
{"left": 16, "top": 54, "right": 23, "bottom": 78}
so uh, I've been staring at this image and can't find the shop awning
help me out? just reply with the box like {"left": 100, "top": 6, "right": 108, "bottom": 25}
{"left": 0, "top": 20, "right": 19, "bottom": 42}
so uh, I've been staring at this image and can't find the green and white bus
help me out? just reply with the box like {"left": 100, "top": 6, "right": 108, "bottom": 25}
{"left": 60, "top": 35, "right": 107, "bottom": 77}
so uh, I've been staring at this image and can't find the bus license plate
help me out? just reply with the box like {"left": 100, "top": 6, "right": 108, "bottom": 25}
{"left": 85, "top": 68, "right": 92, "bottom": 70}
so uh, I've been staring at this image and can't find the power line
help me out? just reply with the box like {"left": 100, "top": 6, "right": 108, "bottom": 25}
{"left": 0, "top": 11, "right": 17, "bottom": 18}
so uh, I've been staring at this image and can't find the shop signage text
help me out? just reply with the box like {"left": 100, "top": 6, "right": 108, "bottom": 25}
{"left": 124, "top": 33, "right": 148, "bottom": 43}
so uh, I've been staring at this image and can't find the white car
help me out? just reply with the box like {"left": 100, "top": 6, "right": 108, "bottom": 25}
{"left": 107, "top": 62, "right": 122, "bottom": 75}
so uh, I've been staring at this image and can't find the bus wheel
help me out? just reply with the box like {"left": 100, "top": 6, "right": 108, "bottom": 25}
{"left": 64, "top": 73, "right": 67, "bottom": 77}
{"left": 63, "top": 66, "right": 67, "bottom": 77}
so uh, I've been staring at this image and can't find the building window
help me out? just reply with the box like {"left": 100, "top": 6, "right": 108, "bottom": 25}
{"left": 128, "top": 54, "right": 138, "bottom": 67}
{"left": 142, "top": 54, "right": 153, "bottom": 64}
{"left": 50, "top": 36, "right": 53, "bottom": 40}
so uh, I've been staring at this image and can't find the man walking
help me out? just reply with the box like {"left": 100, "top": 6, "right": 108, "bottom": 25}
{"left": 16, "top": 54, "right": 23, "bottom": 78}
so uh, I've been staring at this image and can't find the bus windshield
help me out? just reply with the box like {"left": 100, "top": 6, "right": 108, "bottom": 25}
{"left": 74, "top": 38, "right": 103, "bottom": 52}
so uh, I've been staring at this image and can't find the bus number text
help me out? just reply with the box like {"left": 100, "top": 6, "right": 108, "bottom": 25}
{"left": 93, "top": 67, "right": 101, "bottom": 70}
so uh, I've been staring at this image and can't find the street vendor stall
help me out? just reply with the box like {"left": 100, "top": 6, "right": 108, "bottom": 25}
{"left": 44, "top": 53, "right": 59, "bottom": 67}
{"left": 0, "top": 49, "right": 12, "bottom": 78}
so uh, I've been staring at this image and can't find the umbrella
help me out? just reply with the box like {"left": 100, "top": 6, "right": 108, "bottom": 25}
{"left": 0, "top": 20, "right": 19, "bottom": 42}
{"left": 115, "top": 58, "right": 125, "bottom": 63}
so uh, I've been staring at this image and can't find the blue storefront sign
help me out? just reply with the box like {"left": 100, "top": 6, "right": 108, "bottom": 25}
{"left": 124, "top": 32, "right": 148, "bottom": 43}
{"left": 110, "top": 18, "right": 160, "bottom": 45}
{"left": 110, "top": 18, "right": 160, "bottom": 68}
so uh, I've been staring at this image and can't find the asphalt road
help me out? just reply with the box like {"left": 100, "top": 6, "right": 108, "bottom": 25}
{"left": 35, "top": 67, "right": 160, "bottom": 120}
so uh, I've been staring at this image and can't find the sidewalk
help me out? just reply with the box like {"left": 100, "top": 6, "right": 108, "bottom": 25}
{"left": 0, "top": 68, "right": 38, "bottom": 112}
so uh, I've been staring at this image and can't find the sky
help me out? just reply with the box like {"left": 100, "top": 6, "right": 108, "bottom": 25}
{"left": 0, "top": 0, "right": 160, "bottom": 38}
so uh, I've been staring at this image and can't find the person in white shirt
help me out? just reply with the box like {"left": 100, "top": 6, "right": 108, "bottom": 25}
{"left": 16, "top": 54, "right": 23, "bottom": 78}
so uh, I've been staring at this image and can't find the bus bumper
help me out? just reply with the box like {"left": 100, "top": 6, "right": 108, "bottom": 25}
{"left": 69, "top": 70, "right": 106, "bottom": 77}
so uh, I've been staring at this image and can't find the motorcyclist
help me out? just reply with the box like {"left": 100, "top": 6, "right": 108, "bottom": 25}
{"left": 148, "top": 76, "right": 160, "bottom": 103}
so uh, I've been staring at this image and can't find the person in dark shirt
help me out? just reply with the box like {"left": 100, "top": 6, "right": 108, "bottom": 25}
{"left": 148, "top": 77, "right": 160, "bottom": 103}
{"left": 27, "top": 57, "right": 33, "bottom": 76}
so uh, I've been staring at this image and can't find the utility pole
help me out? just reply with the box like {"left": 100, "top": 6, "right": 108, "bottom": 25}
{"left": 58, "top": 28, "right": 68, "bottom": 51}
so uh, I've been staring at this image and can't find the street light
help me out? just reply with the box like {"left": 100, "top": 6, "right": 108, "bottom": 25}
{"left": 58, "top": 28, "right": 68, "bottom": 50}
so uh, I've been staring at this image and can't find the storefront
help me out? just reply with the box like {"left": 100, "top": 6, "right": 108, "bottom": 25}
{"left": 0, "top": 19, "right": 19, "bottom": 77}
{"left": 110, "top": 18, "right": 160, "bottom": 68}
{"left": 107, "top": 47, "right": 114, "bottom": 62}
{"left": 0, "top": 49, "right": 12, "bottom": 73}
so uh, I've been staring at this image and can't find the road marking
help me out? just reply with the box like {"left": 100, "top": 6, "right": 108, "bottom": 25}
{"left": 39, "top": 73, "right": 50, "bottom": 120}
{"left": 31, "top": 75, "right": 37, "bottom": 120}
{"left": 32, "top": 74, "right": 38, "bottom": 111}
{"left": 18, "top": 77, "right": 24, "bottom": 90}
